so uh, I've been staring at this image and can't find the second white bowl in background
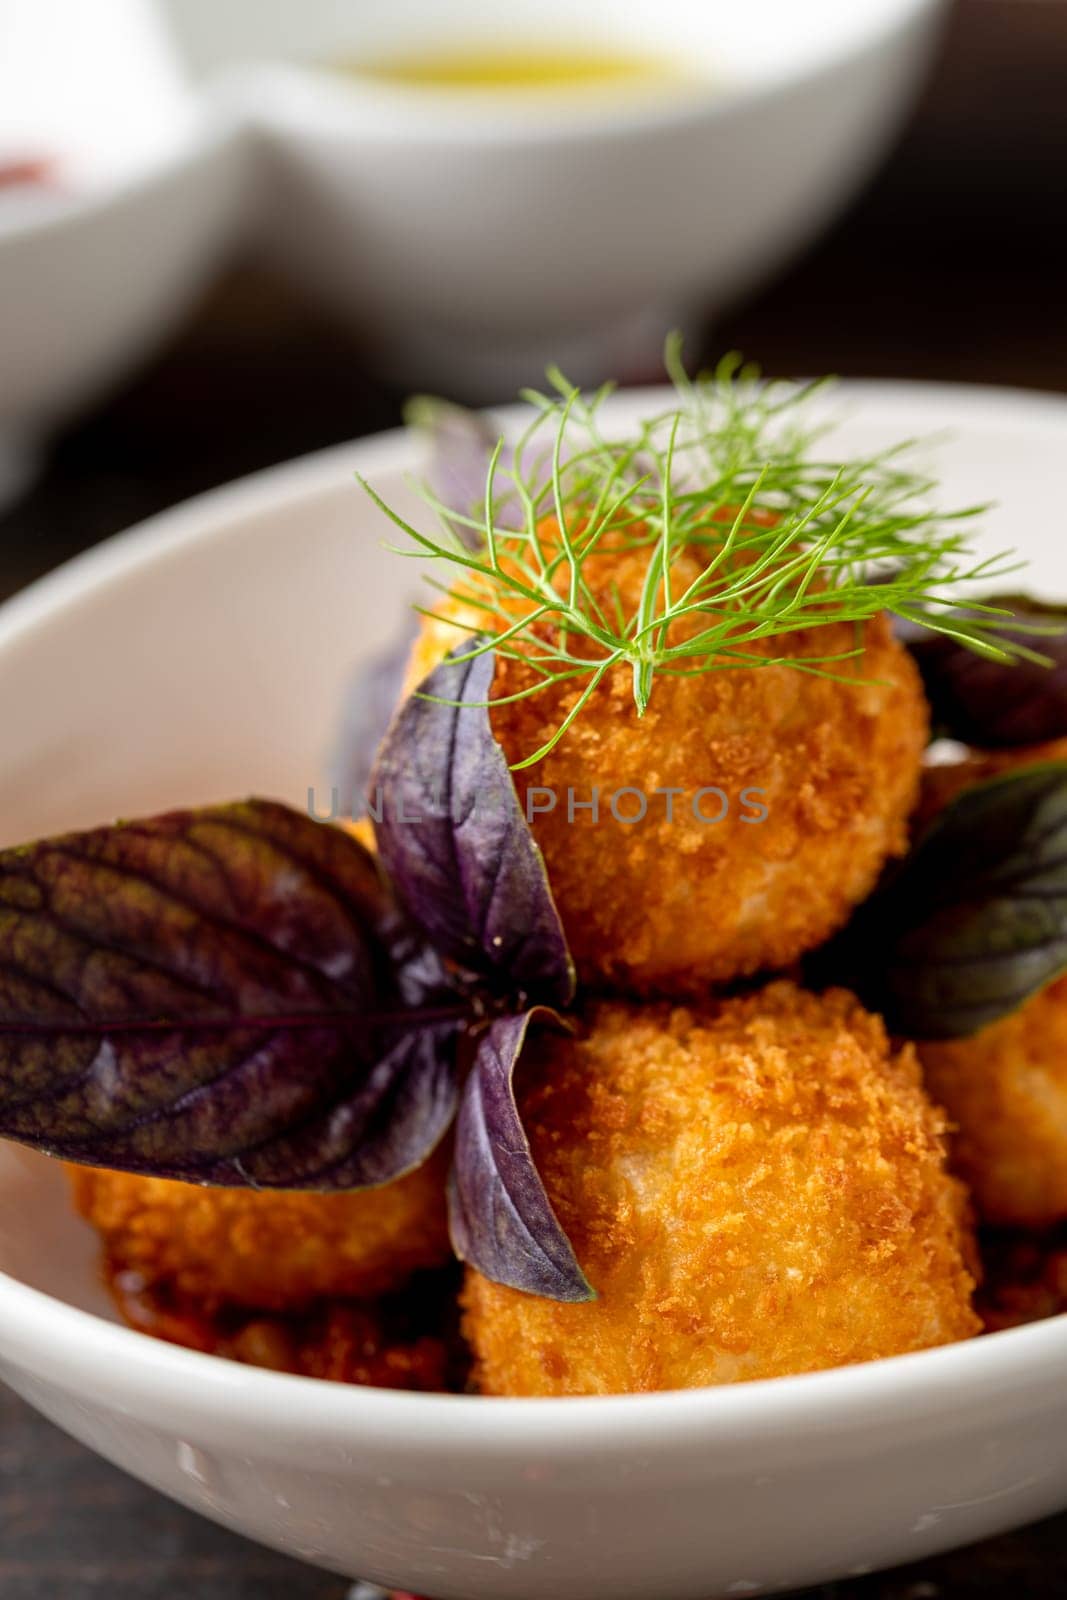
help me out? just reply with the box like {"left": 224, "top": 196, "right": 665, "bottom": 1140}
{"left": 165, "top": 0, "right": 948, "bottom": 394}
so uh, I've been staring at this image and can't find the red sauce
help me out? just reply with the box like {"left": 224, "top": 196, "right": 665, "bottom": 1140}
{"left": 105, "top": 1258, "right": 468, "bottom": 1392}
{"left": 0, "top": 159, "right": 55, "bottom": 190}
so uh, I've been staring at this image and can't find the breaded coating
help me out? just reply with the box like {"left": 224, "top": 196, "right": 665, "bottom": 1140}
{"left": 69, "top": 1149, "right": 451, "bottom": 1313}
{"left": 404, "top": 524, "right": 927, "bottom": 994}
{"left": 920, "top": 970, "right": 1067, "bottom": 1228}
{"left": 462, "top": 983, "right": 980, "bottom": 1395}
{"left": 917, "top": 741, "right": 1067, "bottom": 1226}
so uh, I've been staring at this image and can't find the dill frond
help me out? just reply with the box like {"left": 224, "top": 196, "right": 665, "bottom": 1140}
{"left": 360, "top": 345, "right": 1035, "bottom": 769}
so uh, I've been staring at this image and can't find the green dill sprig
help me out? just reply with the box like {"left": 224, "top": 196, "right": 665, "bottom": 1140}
{"left": 359, "top": 343, "right": 1035, "bottom": 770}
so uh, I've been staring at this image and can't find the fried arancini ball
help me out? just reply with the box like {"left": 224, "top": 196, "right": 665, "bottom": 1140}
{"left": 462, "top": 983, "right": 980, "bottom": 1395}
{"left": 920, "top": 975, "right": 1067, "bottom": 1226}
{"left": 404, "top": 524, "right": 928, "bottom": 994}
{"left": 921, "top": 972, "right": 1067, "bottom": 1222}
{"left": 916, "top": 740, "right": 1067, "bottom": 1227}
{"left": 69, "top": 1149, "right": 451, "bottom": 1314}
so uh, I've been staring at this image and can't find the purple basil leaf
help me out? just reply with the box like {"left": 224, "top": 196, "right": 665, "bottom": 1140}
{"left": 817, "top": 763, "right": 1067, "bottom": 1039}
{"left": 408, "top": 396, "right": 565, "bottom": 546}
{"left": 332, "top": 614, "right": 420, "bottom": 819}
{"left": 407, "top": 396, "right": 503, "bottom": 550}
{"left": 230, "top": 1012, "right": 463, "bottom": 1188}
{"left": 900, "top": 594, "right": 1067, "bottom": 748}
{"left": 370, "top": 645, "right": 575, "bottom": 1008}
{"left": 448, "top": 1009, "right": 592, "bottom": 1302}
{"left": 0, "top": 799, "right": 465, "bottom": 1186}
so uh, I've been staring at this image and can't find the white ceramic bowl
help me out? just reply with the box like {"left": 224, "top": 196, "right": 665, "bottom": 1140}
{"left": 165, "top": 0, "right": 948, "bottom": 395}
{"left": 1, "top": 382, "right": 1066, "bottom": 1600}
{"left": 0, "top": 0, "right": 247, "bottom": 499}
{"left": 0, "top": 125, "right": 246, "bottom": 436}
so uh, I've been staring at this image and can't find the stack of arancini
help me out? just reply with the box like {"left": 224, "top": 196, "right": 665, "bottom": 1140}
{"left": 73, "top": 525, "right": 991, "bottom": 1394}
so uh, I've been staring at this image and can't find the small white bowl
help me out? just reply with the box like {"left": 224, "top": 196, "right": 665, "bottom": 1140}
{"left": 1, "top": 381, "right": 1066, "bottom": 1599}
{"left": 0, "top": 126, "right": 247, "bottom": 435}
{"left": 165, "top": 0, "right": 948, "bottom": 395}
{"left": 0, "top": 0, "right": 247, "bottom": 499}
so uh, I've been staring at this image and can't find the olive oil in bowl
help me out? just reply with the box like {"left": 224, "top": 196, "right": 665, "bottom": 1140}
{"left": 340, "top": 43, "right": 693, "bottom": 100}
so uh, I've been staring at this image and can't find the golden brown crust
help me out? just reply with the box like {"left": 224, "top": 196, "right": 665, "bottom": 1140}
{"left": 68, "top": 1150, "right": 451, "bottom": 1313}
{"left": 405, "top": 529, "right": 928, "bottom": 994}
{"left": 920, "top": 976, "right": 1067, "bottom": 1227}
{"left": 462, "top": 982, "right": 980, "bottom": 1395}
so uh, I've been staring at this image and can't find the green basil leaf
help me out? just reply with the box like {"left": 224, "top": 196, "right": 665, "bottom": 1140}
{"left": 837, "top": 763, "right": 1067, "bottom": 1038}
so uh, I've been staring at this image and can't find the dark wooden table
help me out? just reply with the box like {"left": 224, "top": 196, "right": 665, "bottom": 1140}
{"left": 2, "top": 1, "right": 1067, "bottom": 1594}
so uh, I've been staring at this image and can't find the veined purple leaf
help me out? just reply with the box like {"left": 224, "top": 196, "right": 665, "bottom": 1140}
{"left": 449, "top": 1009, "right": 592, "bottom": 1302}
{"left": 0, "top": 800, "right": 465, "bottom": 1185}
{"left": 229, "top": 1012, "right": 462, "bottom": 1189}
{"left": 900, "top": 595, "right": 1067, "bottom": 748}
{"left": 333, "top": 387, "right": 574, "bottom": 818}
{"left": 332, "top": 615, "right": 420, "bottom": 819}
{"left": 370, "top": 646, "right": 575, "bottom": 1008}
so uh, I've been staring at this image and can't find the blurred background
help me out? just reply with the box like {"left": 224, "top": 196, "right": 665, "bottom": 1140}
{"left": 1, "top": 0, "right": 1067, "bottom": 1596}
{"left": 2, "top": 0, "right": 1064, "bottom": 607}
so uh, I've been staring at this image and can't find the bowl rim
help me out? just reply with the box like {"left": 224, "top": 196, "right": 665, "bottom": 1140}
{"left": 2, "top": 375, "right": 1067, "bottom": 1453}
{"left": 228, "top": 0, "right": 947, "bottom": 150}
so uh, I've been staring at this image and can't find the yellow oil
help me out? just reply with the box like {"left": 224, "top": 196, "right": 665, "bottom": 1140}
{"left": 346, "top": 44, "right": 689, "bottom": 96}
